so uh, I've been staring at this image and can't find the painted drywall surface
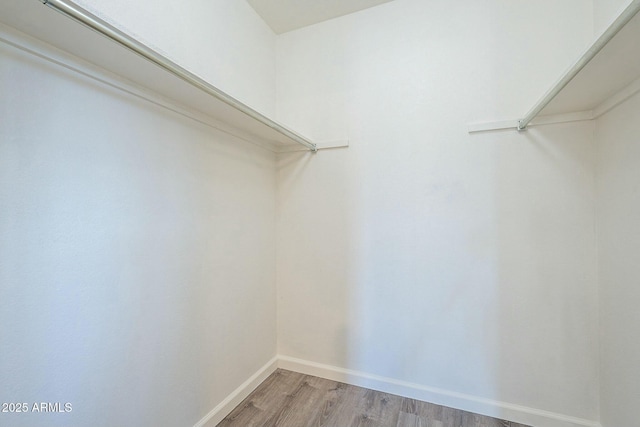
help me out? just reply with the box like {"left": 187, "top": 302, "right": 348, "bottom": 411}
{"left": 276, "top": 0, "right": 599, "bottom": 423}
{"left": 0, "top": 31, "right": 276, "bottom": 427}
{"left": 596, "top": 92, "right": 640, "bottom": 427}
{"left": 593, "top": 0, "right": 634, "bottom": 35}
{"left": 74, "top": 0, "right": 277, "bottom": 117}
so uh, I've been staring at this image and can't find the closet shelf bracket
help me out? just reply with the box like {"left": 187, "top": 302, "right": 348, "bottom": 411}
{"left": 517, "top": 0, "right": 640, "bottom": 131}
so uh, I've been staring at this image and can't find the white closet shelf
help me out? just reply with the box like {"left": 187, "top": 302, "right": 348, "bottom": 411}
{"left": 0, "top": 0, "right": 317, "bottom": 152}
{"left": 469, "top": 0, "right": 640, "bottom": 133}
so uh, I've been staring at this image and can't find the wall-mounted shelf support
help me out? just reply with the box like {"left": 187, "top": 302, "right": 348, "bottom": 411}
{"left": 469, "top": 0, "right": 640, "bottom": 134}
{"left": 37, "top": 0, "right": 317, "bottom": 152}
{"left": 517, "top": 0, "right": 640, "bottom": 131}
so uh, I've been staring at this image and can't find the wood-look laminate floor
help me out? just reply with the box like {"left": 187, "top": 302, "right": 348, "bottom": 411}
{"left": 217, "top": 369, "right": 531, "bottom": 427}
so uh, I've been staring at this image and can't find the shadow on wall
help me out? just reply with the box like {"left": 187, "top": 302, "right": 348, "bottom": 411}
{"left": 342, "top": 125, "right": 502, "bottom": 405}
{"left": 0, "top": 42, "right": 278, "bottom": 427}
{"left": 275, "top": 123, "right": 599, "bottom": 423}
{"left": 491, "top": 124, "right": 598, "bottom": 421}
{"left": 276, "top": 148, "right": 354, "bottom": 368}
{"left": 340, "top": 123, "right": 597, "bottom": 421}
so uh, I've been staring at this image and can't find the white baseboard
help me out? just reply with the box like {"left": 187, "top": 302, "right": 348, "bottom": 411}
{"left": 193, "top": 356, "right": 278, "bottom": 427}
{"left": 193, "top": 355, "right": 601, "bottom": 427}
{"left": 277, "top": 355, "right": 601, "bottom": 427}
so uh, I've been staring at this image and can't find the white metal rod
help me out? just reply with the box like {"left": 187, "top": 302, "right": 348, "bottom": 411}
{"left": 517, "top": 0, "right": 640, "bottom": 131}
{"left": 39, "top": 0, "right": 317, "bottom": 152}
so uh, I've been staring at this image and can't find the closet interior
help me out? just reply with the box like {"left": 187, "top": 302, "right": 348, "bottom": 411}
{"left": 1, "top": 1, "right": 638, "bottom": 427}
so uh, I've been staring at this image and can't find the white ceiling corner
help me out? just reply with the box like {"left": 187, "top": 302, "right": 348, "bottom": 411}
{"left": 246, "top": 0, "right": 396, "bottom": 34}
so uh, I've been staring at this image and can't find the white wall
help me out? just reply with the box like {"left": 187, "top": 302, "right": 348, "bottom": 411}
{"left": 0, "top": 2, "right": 278, "bottom": 425}
{"left": 5, "top": 1, "right": 634, "bottom": 426}
{"left": 593, "top": 3, "right": 640, "bottom": 427}
{"left": 596, "top": 92, "right": 640, "bottom": 427}
{"left": 276, "top": 0, "right": 599, "bottom": 425}
{"left": 75, "top": 0, "right": 277, "bottom": 116}
{"left": 593, "top": 0, "right": 634, "bottom": 35}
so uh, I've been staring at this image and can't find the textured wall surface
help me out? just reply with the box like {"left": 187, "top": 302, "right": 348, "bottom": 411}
{"left": 275, "top": 0, "right": 599, "bottom": 424}
{"left": 5, "top": 0, "right": 637, "bottom": 426}
{"left": 0, "top": 5, "right": 278, "bottom": 425}
{"left": 596, "top": 91, "right": 640, "bottom": 427}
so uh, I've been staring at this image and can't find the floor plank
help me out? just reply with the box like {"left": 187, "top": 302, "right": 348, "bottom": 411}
{"left": 217, "top": 370, "right": 306, "bottom": 427}
{"left": 309, "top": 381, "right": 348, "bottom": 427}
{"left": 263, "top": 376, "right": 325, "bottom": 426}
{"left": 216, "top": 369, "right": 531, "bottom": 427}
{"left": 396, "top": 411, "right": 424, "bottom": 427}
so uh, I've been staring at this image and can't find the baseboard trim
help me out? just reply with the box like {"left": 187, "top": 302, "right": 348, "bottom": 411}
{"left": 193, "top": 356, "right": 278, "bottom": 427}
{"left": 277, "top": 355, "right": 601, "bottom": 427}
{"left": 192, "top": 355, "right": 601, "bottom": 427}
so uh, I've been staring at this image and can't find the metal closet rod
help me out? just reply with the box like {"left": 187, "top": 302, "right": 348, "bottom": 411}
{"left": 39, "top": 0, "right": 317, "bottom": 152}
{"left": 517, "top": 0, "right": 640, "bottom": 131}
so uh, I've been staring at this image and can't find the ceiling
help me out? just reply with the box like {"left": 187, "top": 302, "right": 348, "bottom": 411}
{"left": 246, "top": 0, "right": 395, "bottom": 34}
